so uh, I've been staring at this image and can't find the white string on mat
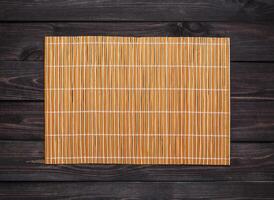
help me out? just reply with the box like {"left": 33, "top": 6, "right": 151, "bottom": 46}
{"left": 48, "top": 41, "right": 225, "bottom": 46}
{"left": 46, "top": 64, "right": 228, "bottom": 68}
{"left": 49, "top": 156, "right": 228, "bottom": 160}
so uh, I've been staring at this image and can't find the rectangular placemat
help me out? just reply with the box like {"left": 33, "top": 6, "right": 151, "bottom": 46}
{"left": 45, "top": 36, "right": 230, "bottom": 165}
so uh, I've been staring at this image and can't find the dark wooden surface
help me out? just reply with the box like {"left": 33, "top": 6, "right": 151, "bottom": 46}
{"left": 0, "top": 182, "right": 274, "bottom": 199}
{"left": 0, "top": 0, "right": 274, "bottom": 199}
{"left": 1, "top": 0, "right": 274, "bottom": 22}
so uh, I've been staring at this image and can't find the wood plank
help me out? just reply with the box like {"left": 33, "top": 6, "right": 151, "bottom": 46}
{"left": 1, "top": 98, "right": 274, "bottom": 142}
{"left": 0, "top": 61, "right": 43, "bottom": 100}
{"left": 1, "top": 61, "right": 274, "bottom": 101}
{"left": 0, "top": 22, "right": 274, "bottom": 61}
{"left": 0, "top": 141, "right": 273, "bottom": 181}
{"left": 1, "top": 0, "right": 274, "bottom": 22}
{"left": 0, "top": 102, "right": 43, "bottom": 141}
{"left": 0, "top": 182, "right": 273, "bottom": 199}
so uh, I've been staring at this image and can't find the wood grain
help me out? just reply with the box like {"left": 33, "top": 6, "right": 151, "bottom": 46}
{"left": 0, "top": 61, "right": 43, "bottom": 100}
{"left": 44, "top": 36, "right": 230, "bottom": 165}
{"left": 0, "top": 141, "right": 273, "bottom": 181}
{"left": 0, "top": 182, "right": 274, "bottom": 199}
{"left": 1, "top": 22, "right": 274, "bottom": 61}
{"left": 1, "top": 0, "right": 274, "bottom": 22}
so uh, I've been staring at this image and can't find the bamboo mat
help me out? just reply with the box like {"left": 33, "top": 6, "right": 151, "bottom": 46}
{"left": 44, "top": 36, "right": 230, "bottom": 165}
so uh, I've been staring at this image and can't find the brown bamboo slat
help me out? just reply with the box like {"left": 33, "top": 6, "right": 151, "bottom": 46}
{"left": 44, "top": 36, "right": 230, "bottom": 165}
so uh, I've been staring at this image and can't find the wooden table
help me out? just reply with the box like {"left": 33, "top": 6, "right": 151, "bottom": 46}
{"left": 0, "top": 1, "right": 274, "bottom": 199}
